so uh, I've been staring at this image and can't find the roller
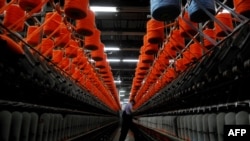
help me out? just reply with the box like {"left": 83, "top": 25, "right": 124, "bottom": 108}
{"left": 196, "top": 114, "right": 203, "bottom": 141}
{"left": 20, "top": 112, "right": 31, "bottom": 141}
{"left": 48, "top": 114, "right": 55, "bottom": 141}
{"left": 236, "top": 111, "right": 249, "bottom": 125}
{"left": 0, "top": 111, "right": 12, "bottom": 141}
{"left": 9, "top": 111, "right": 22, "bottom": 141}
{"left": 202, "top": 114, "right": 209, "bottom": 141}
{"left": 208, "top": 113, "right": 217, "bottom": 141}
{"left": 216, "top": 112, "right": 225, "bottom": 141}
{"left": 29, "top": 112, "right": 38, "bottom": 141}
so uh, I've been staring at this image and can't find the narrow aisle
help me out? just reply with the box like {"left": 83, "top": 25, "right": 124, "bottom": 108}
{"left": 112, "top": 127, "right": 135, "bottom": 141}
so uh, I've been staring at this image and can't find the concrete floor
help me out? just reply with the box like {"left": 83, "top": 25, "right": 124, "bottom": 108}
{"left": 112, "top": 127, "right": 135, "bottom": 141}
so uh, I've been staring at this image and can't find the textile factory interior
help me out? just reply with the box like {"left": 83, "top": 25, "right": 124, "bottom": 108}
{"left": 0, "top": 0, "right": 250, "bottom": 140}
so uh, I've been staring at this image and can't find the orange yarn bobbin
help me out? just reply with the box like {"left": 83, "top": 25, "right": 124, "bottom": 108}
{"left": 43, "top": 12, "right": 62, "bottom": 37}
{"left": 79, "top": 61, "right": 88, "bottom": 71}
{"left": 146, "top": 18, "right": 165, "bottom": 44}
{"left": 0, "top": 0, "right": 6, "bottom": 12}
{"left": 72, "top": 55, "right": 82, "bottom": 66}
{"left": 72, "top": 68, "right": 82, "bottom": 81}
{"left": 65, "top": 39, "right": 79, "bottom": 58}
{"left": 154, "top": 59, "right": 165, "bottom": 72}
{"left": 143, "top": 35, "right": 159, "bottom": 55}
{"left": 203, "top": 28, "right": 215, "bottom": 50}
{"left": 65, "top": 63, "right": 76, "bottom": 75}
{"left": 76, "top": 56, "right": 88, "bottom": 70}
{"left": 214, "top": 12, "right": 233, "bottom": 38}
{"left": 18, "top": 0, "right": 42, "bottom": 12}
{"left": 59, "top": 57, "right": 70, "bottom": 70}
{"left": 182, "top": 50, "right": 192, "bottom": 66}
{"left": 179, "top": 11, "right": 198, "bottom": 38}
{"left": 84, "top": 28, "right": 101, "bottom": 50}
{"left": 54, "top": 24, "right": 71, "bottom": 48}
{"left": 234, "top": 0, "right": 250, "bottom": 17}
{"left": 140, "top": 53, "right": 154, "bottom": 64}
{"left": 3, "top": 4, "right": 25, "bottom": 32}
{"left": 189, "top": 42, "right": 203, "bottom": 61}
{"left": 158, "top": 52, "right": 169, "bottom": 67}
{"left": 91, "top": 43, "right": 104, "bottom": 61}
{"left": 64, "top": 0, "right": 89, "bottom": 19}
{"left": 138, "top": 62, "right": 150, "bottom": 70}
{"left": 175, "top": 58, "right": 187, "bottom": 73}
{"left": 95, "top": 60, "right": 106, "bottom": 68}
{"left": 161, "top": 73, "right": 171, "bottom": 85}
{"left": 144, "top": 44, "right": 158, "bottom": 55}
{"left": 40, "top": 38, "right": 54, "bottom": 58}
{"left": 151, "top": 67, "right": 161, "bottom": 77}
{"left": 100, "top": 68, "right": 108, "bottom": 74}
{"left": 95, "top": 53, "right": 107, "bottom": 68}
{"left": 76, "top": 8, "right": 95, "bottom": 36}
{"left": 136, "top": 69, "right": 147, "bottom": 76}
{"left": 52, "top": 49, "right": 63, "bottom": 64}
{"left": 163, "top": 42, "right": 177, "bottom": 59}
{"left": 26, "top": 25, "right": 42, "bottom": 47}
{"left": 169, "top": 29, "right": 185, "bottom": 51}
{"left": 71, "top": 48, "right": 83, "bottom": 65}
{"left": 165, "top": 67, "right": 176, "bottom": 81}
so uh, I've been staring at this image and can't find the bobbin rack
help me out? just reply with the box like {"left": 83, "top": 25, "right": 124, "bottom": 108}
{"left": 0, "top": 0, "right": 250, "bottom": 140}
{"left": 132, "top": 0, "right": 250, "bottom": 140}
{"left": 133, "top": 0, "right": 250, "bottom": 115}
{"left": 0, "top": 0, "right": 120, "bottom": 140}
{"left": 0, "top": 0, "right": 121, "bottom": 112}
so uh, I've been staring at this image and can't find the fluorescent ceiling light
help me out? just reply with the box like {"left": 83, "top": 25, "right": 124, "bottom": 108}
{"left": 114, "top": 80, "right": 121, "bottom": 83}
{"left": 120, "top": 94, "right": 125, "bottom": 96}
{"left": 119, "top": 90, "right": 125, "bottom": 93}
{"left": 107, "top": 59, "right": 120, "bottom": 62}
{"left": 104, "top": 47, "right": 120, "bottom": 51}
{"left": 122, "top": 59, "right": 138, "bottom": 62}
{"left": 90, "top": 6, "right": 117, "bottom": 12}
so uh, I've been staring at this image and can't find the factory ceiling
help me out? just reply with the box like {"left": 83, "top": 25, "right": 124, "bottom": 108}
{"left": 88, "top": 0, "right": 151, "bottom": 103}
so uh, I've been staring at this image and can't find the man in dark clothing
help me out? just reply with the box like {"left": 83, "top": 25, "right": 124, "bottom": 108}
{"left": 119, "top": 99, "right": 136, "bottom": 141}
